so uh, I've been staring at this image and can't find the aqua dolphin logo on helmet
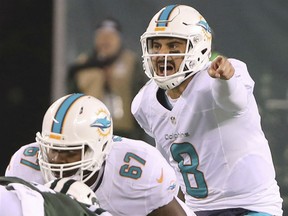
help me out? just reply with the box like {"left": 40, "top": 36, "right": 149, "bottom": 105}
{"left": 90, "top": 109, "right": 112, "bottom": 137}
{"left": 197, "top": 19, "right": 211, "bottom": 34}
{"left": 91, "top": 117, "right": 112, "bottom": 131}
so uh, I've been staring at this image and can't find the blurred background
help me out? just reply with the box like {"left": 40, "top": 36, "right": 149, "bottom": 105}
{"left": 1, "top": 0, "right": 287, "bottom": 213}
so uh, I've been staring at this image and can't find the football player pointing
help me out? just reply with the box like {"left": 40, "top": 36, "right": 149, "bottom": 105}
{"left": 132, "top": 4, "right": 283, "bottom": 216}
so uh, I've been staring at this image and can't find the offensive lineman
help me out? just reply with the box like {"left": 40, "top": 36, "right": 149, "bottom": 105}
{"left": 5, "top": 93, "right": 195, "bottom": 216}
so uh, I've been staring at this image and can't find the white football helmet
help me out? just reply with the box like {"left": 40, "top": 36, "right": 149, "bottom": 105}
{"left": 141, "top": 4, "right": 212, "bottom": 90}
{"left": 45, "top": 178, "right": 98, "bottom": 206}
{"left": 36, "top": 93, "right": 113, "bottom": 183}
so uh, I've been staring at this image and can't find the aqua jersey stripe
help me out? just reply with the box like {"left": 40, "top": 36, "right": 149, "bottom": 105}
{"left": 52, "top": 93, "right": 84, "bottom": 133}
{"left": 157, "top": 4, "right": 178, "bottom": 27}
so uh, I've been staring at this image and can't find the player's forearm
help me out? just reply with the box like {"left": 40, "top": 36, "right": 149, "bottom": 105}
{"left": 211, "top": 69, "right": 248, "bottom": 112}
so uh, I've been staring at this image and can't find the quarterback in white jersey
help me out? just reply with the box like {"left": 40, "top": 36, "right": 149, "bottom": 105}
{"left": 131, "top": 4, "right": 282, "bottom": 216}
{"left": 6, "top": 93, "right": 195, "bottom": 216}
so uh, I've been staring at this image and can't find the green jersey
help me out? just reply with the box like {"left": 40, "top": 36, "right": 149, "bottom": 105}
{"left": 0, "top": 176, "right": 109, "bottom": 216}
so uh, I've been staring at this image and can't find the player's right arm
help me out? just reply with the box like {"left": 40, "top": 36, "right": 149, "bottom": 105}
{"left": 208, "top": 57, "right": 254, "bottom": 112}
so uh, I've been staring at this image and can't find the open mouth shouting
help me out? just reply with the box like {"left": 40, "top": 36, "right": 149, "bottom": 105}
{"left": 156, "top": 60, "right": 176, "bottom": 76}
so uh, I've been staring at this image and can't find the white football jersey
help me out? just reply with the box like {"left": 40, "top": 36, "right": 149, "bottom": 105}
{"left": 5, "top": 142, "right": 45, "bottom": 184}
{"left": 132, "top": 59, "right": 283, "bottom": 215}
{"left": 96, "top": 136, "right": 180, "bottom": 215}
{"left": 5, "top": 138, "right": 195, "bottom": 215}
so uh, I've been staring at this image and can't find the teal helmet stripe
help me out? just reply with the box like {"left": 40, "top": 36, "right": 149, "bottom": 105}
{"left": 52, "top": 93, "right": 84, "bottom": 133}
{"left": 157, "top": 4, "right": 178, "bottom": 27}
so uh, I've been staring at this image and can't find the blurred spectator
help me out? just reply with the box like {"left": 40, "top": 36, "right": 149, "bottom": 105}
{"left": 68, "top": 17, "right": 147, "bottom": 139}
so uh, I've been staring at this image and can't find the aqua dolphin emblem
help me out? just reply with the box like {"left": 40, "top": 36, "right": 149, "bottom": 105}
{"left": 197, "top": 20, "right": 211, "bottom": 33}
{"left": 90, "top": 117, "right": 111, "bottom": 131}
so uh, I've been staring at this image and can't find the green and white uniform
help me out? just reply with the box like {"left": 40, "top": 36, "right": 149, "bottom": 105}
{"left": 0, "top": 176, "right": 111, "bottom": 216}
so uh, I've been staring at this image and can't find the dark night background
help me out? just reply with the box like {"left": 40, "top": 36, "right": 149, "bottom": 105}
{"left": 0, "top": 0, "right": 52, "bottom": 173}
{"left": 0, "top": 0, "right": 287, "bottom": 213}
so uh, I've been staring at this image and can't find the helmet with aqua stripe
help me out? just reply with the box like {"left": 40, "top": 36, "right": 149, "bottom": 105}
{"left": 36, "top": 93, "right": 113, "bottom": 184}
{"left": 141, "top": 4, "right": 212, "bottom": 90}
